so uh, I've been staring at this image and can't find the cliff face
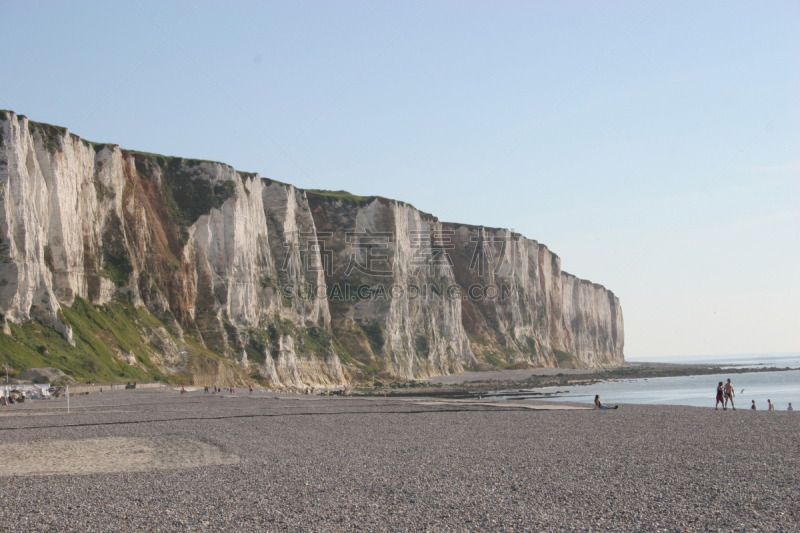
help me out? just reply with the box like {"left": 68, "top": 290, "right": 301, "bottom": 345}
{"left": 305, "top": 194, "right": 476, "bottom": 380}
{"left": 447, "top": 225, "right": 623, "bottom": 367}
{"left": 0, "top": 111, "right": 623, "bottom": 387}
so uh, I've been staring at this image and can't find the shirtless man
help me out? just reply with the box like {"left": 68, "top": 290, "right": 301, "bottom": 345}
{"left": 723, "top": 378, "right": 735, "bottom": 410}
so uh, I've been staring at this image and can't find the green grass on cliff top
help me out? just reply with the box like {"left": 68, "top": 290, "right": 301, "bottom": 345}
{"left": 305, "top": 189, "right": 375, "bottom": 206}
{"left": 0, "top": 110, "right": 438, "bottom": 219}
{"left": 304, "top": 189, "right": 435, "bottom": 218}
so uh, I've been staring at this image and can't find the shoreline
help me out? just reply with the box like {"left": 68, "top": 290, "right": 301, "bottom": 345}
{"left": 352, "top": 363, "right": 799, "bottom": 399}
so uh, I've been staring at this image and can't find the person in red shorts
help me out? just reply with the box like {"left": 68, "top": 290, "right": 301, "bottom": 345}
{"left": 715, "top": 381, "right": 724, "bottom": 410}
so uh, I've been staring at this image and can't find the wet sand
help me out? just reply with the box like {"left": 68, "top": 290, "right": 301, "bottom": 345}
{"left": 424, "top": 367, "right": 595, "bottom": 384}
{"left": 0, "top": 389, "right": 797, "bottom": 531}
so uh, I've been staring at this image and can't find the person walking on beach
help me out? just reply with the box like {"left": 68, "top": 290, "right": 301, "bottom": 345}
{"left": 723, "top": 379, "right": 735, "bottom": 410}
{"left": 768, "top": 399, "right": 774, "bottom": 411}
{"left": 751, "top": 400, "right": 756, "bottom": 410}
{"left": 788, "top": 403, "right": 793, "bottom": 411}
{"left": 594, "top": 395, "right": 618, "bottom": 409}
{"left": 715, "top": 382, "right": 725, "bottom": 410}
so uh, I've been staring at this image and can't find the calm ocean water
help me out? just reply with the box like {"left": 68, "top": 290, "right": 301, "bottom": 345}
{"left": 499, "top": 353, "right": 800, "bottom": 409}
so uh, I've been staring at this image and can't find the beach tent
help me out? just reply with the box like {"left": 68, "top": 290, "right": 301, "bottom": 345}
{"left": 33, "top": 384, "right": 51, "bottom": 398}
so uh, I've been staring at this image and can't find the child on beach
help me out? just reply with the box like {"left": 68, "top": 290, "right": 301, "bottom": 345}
{"left": 715, "top": 382, "right": 724, "bottom": 410}
{"left": 751, "top": 400, "right": 756, "bottom": 410}
{"left": 768, "top": 399, "right": 774, "bottom": 411}
{"left": 788, "top": 403, "right": 793, "bottom": 411}
{"left": 594, "top": 395, "right": 618, "bottom": 409}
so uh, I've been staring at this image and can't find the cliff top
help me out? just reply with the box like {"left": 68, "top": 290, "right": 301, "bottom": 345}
{"left": 0, "top": 109, "right": 610, "bottom": 295}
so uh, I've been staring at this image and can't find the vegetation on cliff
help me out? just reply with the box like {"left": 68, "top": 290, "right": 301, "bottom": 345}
{"left": 0, "top": 296, "right": 166, "bottom": 384}
{"left": 131, "top": 152, "right": 238, "bottom": 229}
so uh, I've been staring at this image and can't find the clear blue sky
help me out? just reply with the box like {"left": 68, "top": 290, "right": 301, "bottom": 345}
{"left": 1, "top": 1, "right": 797, "bottom": 359}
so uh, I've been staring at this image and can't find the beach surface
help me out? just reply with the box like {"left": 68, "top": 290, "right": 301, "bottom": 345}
{"left": 0, "top": 389, "right": 797, "bottom": 532}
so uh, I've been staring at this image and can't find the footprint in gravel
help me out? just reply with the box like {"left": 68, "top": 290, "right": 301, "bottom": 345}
{"left": 0, "top": 437, "right": 240, "bottom": 476}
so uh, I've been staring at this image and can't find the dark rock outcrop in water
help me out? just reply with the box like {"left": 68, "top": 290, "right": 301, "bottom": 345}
{"left": 0, "top": 110, "right": 624, "bottom": 387}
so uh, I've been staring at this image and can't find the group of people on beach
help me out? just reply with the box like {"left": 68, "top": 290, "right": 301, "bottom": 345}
{"left": 749, "top": 399, "right": 792, "bottom": 411}
{"left": 593, "top": 378, "right": 794, "bottom": 411}
{"left": 715, "top": 379, "right": 737, "bottom": 410}
{"left": 204, "top": 386, "right": 235, "bottom": 395}
{"left": 202, "top": 385, "right": 255, "bottom": 395}
{"left": 0, "top": 392, "right": 26, "bottom": 406}
{"left": 716, "top": 378, "right": 793, "bottom": 411}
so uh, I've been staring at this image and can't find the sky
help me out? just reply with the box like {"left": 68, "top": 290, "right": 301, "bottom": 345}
{"left": 0, "top": 1, "right": 797, "bottom": 360}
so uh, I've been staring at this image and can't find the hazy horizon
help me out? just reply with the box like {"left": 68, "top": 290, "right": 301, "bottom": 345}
{"left": 627, "top": 351, "right": 800, "bottom": 362}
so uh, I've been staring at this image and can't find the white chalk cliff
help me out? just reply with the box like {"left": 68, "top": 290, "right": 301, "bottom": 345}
{"left": 0, "top": 111, "right": 623, "bottom": 387}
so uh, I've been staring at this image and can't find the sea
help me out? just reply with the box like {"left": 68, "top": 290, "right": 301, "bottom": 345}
{"left": 493, "top": 353, "right": 800, "bottom": 409}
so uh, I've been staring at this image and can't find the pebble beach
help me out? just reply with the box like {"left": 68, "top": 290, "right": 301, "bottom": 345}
{"left": 0, "top": 389, "right": 797, "bottom": 532}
